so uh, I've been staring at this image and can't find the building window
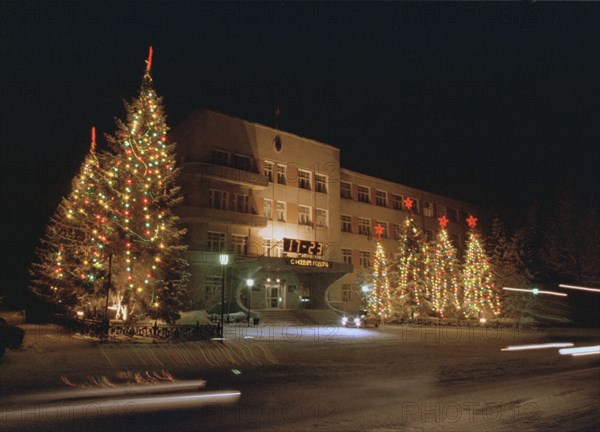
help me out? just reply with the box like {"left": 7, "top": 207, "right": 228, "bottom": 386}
{"left": 263, "top": 199, "right": 272, "bottom": 220}
{"left": 448, "top": 208, "right": 459, "bottom": 223}
{"left": 342, "top": 284, "right": 352, "bottom": 302}
{"left": 376, "top": 221, "right": 388, "bottom": 238}
{"left": 298, "top": 205, "right": 312, "bottom": 226}
{"left": 359, "top": 251, "right": 371, "bottom": 268}
{"left": 340, "top": 181, "right": 352, "bottom": 199}
{"left": 392, "top": 194, "right": 403, "bottom": 210}
{"left": 264, "top": 161, "right": 274, "bottom": 183}
{"left": 207, "top": 231, "right": 225, "bottom": 252}
{"left": 412, "top": 199, "right": 421, "bottom": 214}
{"left": 315, "top": 174, "right": 328, "bottom": 193}
{"left": 375, "top": 190, "right": 387, "bottom": 207}
{"left": 358, "top": 217, "right": 371, "bottom": 236}
{"left": 392, "top": 223, "right": 401, "bottom": 240}
{"left": 276, "top": 201, "right": 286, "bottom": 222}
{"left": 357, "top": 186, "right": 370, "bottom": 203}
{"left": 232, "top": 154, "right": 251, "bottom": 171}
{"left": 277, "top": 164, "right": 286, "bottom": 185}
{"left": 211, "top": 149, "right": 228, "bottom": 166}
{"left": 230, "top": 235, "right": 248, "bottom": 256}
{"left": 205, "top": 276, "right": 223, "bottom": 299}
{"left": 298, "top": 169, "right": 311, "bottom": 190}
{"left": 229, "top": 193, "right": 249, "bottom": 213}
{"left": 341, "top": 215, "right": 352, "bottom": 233}
{"left": 341, "top": 248, "right": 353, "bottom": 265}
{"left": 423, "top": 201, "right": 434, "bottom": 217}
{"left": 316, "top": 208, "right": 328, "bottom": 228}
{"left": 436, "top": 204, "right": 446, "bottom": 218}
{"left": 209, "top": 189, "right": 227, "bottom": 210}
{"left": 263, "top": 239, "right": 281, "bottom": 257}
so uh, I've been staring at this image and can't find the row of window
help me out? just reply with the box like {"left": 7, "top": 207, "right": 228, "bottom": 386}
{"left": 207, "top": 231, "right": 248, "bottom": 255}
{"left": 209, "top": 189, "right": 250, "bottom": 213}
{"left": 263, "top": 199, "right": 328, "bottom": 228}
{"left": 340, "top": 216, "right": 461, "bottom": 245}
{"left": 263, "top": 161, "right": 328, "bottom": 193}
{"left": 340, "top": 181, "right": 461, "bottom": 223}
{"left": 211, "top": 149, "right": 256, "bottom": 172}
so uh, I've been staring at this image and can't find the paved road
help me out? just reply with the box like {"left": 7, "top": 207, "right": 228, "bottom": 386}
{"left": 1, "top": 324, "right": 598, "bottom": 431}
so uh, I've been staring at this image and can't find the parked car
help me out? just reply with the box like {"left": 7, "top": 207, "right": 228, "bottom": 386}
{"left": 341, "top": 310, "right": 381, "bottom": 328}
{"left": 0, "top": 317, "right": 25, "bottom": 359}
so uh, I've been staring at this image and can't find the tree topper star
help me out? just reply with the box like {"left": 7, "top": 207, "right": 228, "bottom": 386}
{"left": 466, "top": 215, "right": 478, "bottom": 229}
{"left": 374, "top": 223, "right": 384, "bottom": 240}
{"left": 403, "top": 196, "right": 413, "bottom": 211}
{"left": 438, "top": 215, "right": 449, "bottom": 229}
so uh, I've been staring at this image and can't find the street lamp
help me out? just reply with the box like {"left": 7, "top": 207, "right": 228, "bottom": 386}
{"left": 246, "top": 278, "right": 254, "bottom": 327}
{"left": 219, "top": 253, "right": 229, "bottom": 338}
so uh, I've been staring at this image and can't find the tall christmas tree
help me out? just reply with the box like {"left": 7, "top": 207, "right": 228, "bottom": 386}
{"left": 102, "top": 47, "right": 188, "bottom": 322}
{"left": 390, "top": 197, "right": 426, "bottom": 319}
{"left": 30, "top": 128, "right": 111, "bottom": 315}
{"left": 461, "top": 215, "right": 501, "bottom": 319}
{"left": 423, "top": 215, "right": 461, "bottom": 317}
{"left": 31, "top": 48, "right": 189, "bottom": 323}
{"left": 367, "top": 224, "right": 392, "bottom": 320}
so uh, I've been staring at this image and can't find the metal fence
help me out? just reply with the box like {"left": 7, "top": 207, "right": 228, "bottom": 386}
{"left": 70, "top": 319, "right": 221, "bottom": 341}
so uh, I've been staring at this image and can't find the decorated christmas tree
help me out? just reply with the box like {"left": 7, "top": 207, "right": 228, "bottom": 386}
{"left": 30, "top": 128, "right": 111, "bottom": 316}
{"left": 390, "top": 197, "right": 426, "bottom": 319}
{"left": 31, "top": 48, "right": 189, "bottom": 323}
{"left": 102, "top": 47, "right": 188, "bottom": 322}
{"left": 367, "top": 224, "right": 392, "bottom": 320}
{"left": 461, "top": 215, "right": 501, "bottom": 319}
{"left": 423, "top": 215, "right": 461, "bottom": 317}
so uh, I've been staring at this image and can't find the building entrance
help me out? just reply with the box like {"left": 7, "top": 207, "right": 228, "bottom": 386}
{"left": 265, "top": 284, "right": 281, "bottom": 309}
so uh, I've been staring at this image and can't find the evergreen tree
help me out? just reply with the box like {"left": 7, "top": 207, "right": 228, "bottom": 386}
{"left": 488, "top": 216, "right": 534, "bottom": 320}
{"left": 30, "top": 48, "right": 189, "bottom": 323}
{"left": 390, "top": 197, "right": 426, "bottom": 319}
{"left": 367, "top": 225, "right": 392, "bottom": 320}
{"left": 102, "top": 47, "right": 188, "bottom": 322}
{"left": 541, "top": 188, "right": 600, "bottom": 286}
{"left": 423, "top": 216, "right": 460, "bottom": 317}
{"left": 461, "top": 215, "right": 502, "bottom": 319}
{"left": 30, "top": 128, "right": 110, "bottom": 316}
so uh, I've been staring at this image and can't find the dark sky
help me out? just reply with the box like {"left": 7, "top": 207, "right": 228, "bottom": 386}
{"left": 1, "top": 2, "right": 599, "bottom": 304}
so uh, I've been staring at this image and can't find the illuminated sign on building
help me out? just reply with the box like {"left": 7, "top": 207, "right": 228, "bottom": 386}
{"left": 285, "top": 257, "right": 332, "bottom": 268}
{"left": 283, "top": 238, "right": 324, "bottom": 255}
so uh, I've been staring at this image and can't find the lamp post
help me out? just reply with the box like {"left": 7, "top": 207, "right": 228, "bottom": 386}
{"left": 219, "top": 253, "right": 229, "bottom": 338}
{"left": 246, "top": 278, "right": 254, "bottom": 327}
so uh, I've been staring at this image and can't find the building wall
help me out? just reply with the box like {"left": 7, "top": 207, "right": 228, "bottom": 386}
{"left": 171, "top": 109, "right": 484, "bottom": 313}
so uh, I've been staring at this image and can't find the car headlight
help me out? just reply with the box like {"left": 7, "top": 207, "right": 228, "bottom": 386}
{"left": 354, "top": 317, "right": 361, "bottom": 325}
{"left": 341, "top": 317, "right": 348, "bottom": 325}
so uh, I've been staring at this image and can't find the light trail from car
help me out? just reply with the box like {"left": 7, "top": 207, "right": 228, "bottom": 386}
{"left": 559, "top": 345, "right": 600, "bottom": 357}
{"left": 503, "top": 287, "right": 567, "bottom": 297}
{"left": 501, "top": 342, "right": 574, "bottom": 352}
{"left": 558, "top": 284, "right": 600, "bottom": 293}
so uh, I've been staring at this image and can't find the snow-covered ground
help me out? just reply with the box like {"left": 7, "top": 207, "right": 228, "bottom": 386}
{"left": 1, "top": 323, "right": 598, "bottom": 431}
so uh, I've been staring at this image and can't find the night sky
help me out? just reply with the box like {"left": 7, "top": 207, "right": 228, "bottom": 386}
{"left": 1, "top": 2, "right": 598, "bottom": 305}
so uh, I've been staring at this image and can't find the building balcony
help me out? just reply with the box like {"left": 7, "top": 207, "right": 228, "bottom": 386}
{"left": 177, "top": 205, "right": 268, "bottom": 228}
{"left": 182, "top": 162, "right": 269, "bottom": 189}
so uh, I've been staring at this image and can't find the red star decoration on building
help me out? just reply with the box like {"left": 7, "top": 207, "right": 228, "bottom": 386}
{"left": 403, "top": 196, "right": 413, "bottom": 210}
{"left": 438, "top": 215, "right": 449, "bottom": 229}
{"left": 466, "top": 215, "right": 478, "bottom": 229}
{"left": 374, "top": 223, "right": 384, "bottom": 240}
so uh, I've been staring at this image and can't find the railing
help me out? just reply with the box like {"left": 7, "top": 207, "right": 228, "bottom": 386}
{"left": 70, "top": 319, "right": 221, "bottom": 341}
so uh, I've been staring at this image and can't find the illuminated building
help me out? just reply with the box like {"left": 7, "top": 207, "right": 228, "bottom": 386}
{"left": 172, "top": 110, "right": 481, "bottom": 314}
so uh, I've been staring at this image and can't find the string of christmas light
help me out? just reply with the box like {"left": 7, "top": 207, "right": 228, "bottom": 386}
{"left": 368, "top": 224, "right": 392, "bottom": 320}
{"left": 422, "top": 215, "right": 461, "bottom": 317}
{"left": 462, "top": 215, "right": 502, "bottom": 318}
